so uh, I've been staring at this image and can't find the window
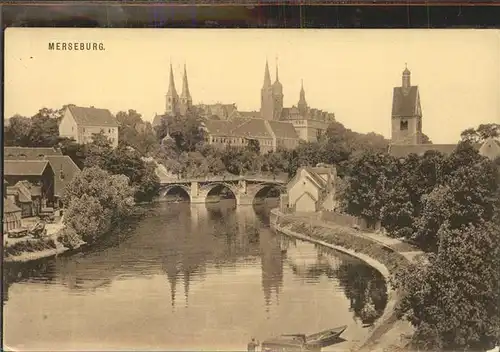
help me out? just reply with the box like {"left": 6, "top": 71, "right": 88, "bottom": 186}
{"left": 400, "top": 120, "right": 408, "bottom": 130}
{"left": 108, "top": 129, "right": 111, "bottom": 133}
{"left": 83, "top": 128, "right": 86, "bottom": 133}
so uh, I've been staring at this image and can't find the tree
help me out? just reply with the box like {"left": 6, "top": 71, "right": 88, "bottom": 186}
{"left": 83, "top": 132, "right": 114, "bottom": 169}
{"left": 460, "top": 124, "right": 500, "bottom": 144}
{"left": 134, "top": 161, "right": 161, "bottom": 203}
{"left": 58, "top": 138, "right": 87, "bottom": 169}
{"left": 392, "top": 221, "right": 500, "bottom": 351}
{"left": 116, "top": 109, "right": 160, "bottom": 156}
{"left": 155, "top": 113, "right": 205, "bottom": 152}
{"left": 420, "top": 133, "right": 432, "bottom": 144}
{"left": 343, "top": 152, "right": 398, "bottom": 226}
{"left": 4, "top": 115, "right": 33, "bottom": 146}
{"left": 64, "top": 194, "right": 112, "bottom": 244}
{"left": 62, "top": 166, "right": 135, "bottom": 221}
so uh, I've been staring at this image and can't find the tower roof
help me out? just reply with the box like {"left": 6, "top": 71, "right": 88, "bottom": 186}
{"left": 167, "top": 63, "right": 178, "bottom": 98}
{"left": 180, "top": 63, "right": 191, "bottom": 99}
{"left": 272, "top": 59, "right": 283, "bottom": 93}
{"left": 403, "top": 63, "right": 411, "bottom": 75}
{"left": 298, "top": 79, "right": 307, "bottom": 107}
{"left": 262, "top": 60, "right": 272, "bottom": 88}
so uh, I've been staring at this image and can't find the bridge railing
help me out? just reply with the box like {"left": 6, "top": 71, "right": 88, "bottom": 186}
{"left": 159, "top": 172, "right": 289, "bottom": 184}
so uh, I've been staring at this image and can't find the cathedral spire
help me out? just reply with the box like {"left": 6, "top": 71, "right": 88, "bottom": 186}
{"left": 181, "top": 63, "right": 191, "bottom": 99}
{"left": 263, "top": 59, "right": 272, "bottom": 88}
{"left": 298, "top": 79, "right": 308, "bottom": 115}
{"left": 167, "top": 62, "right": 178, "bottom": 97}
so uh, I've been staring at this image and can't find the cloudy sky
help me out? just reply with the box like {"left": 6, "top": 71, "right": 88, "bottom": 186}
{"left": 5, "top": 28, "right": 500, "bottom": 144}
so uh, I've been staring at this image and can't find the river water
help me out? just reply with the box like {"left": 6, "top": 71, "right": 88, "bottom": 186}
{"left": 2, "top": 200, "right": 387, "bottom": 351}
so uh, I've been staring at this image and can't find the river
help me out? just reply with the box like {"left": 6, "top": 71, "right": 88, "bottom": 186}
{"left": 2, "top": 200, "right": 387, "bottom": 351}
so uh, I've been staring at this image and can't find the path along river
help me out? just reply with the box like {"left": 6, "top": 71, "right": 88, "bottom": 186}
{"left": 3, "top": 200, "right": 387, "bottom": 351}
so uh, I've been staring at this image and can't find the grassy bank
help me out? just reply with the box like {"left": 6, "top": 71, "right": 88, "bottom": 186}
{"left": 273, "top": 212, "right": 420, "bottom": 352}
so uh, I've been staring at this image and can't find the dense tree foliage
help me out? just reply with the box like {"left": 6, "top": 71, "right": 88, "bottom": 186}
{"left": 84, "top": 133, "right": 160, "bottom": 202}
{"left": 62, "top": 167, "right": 135, "bottom": 244}
{"left": 460, "top": 123, "right": 500, "bottom": 143}
{"left": 116, "top": 109, "right": 160, "bottom": 156}
{"left": 392, "top": 221, "right": 500, "bottom": 351}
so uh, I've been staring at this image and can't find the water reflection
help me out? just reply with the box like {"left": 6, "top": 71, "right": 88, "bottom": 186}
{"left": 3, "top": 201, "right": 387, "bottom": 350}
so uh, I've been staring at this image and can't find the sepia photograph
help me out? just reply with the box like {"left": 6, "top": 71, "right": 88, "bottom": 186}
{"left": 2, "top": 28, "right": 500, "bottom": 352}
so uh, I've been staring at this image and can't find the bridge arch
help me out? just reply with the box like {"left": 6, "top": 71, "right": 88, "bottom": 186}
{"left": 250, "top": 183, "right": 286, "bottom": 205}
{"left": 201, "top": 182, "right": 238, "bottom": 201}
{"left": 160, "top": 185, "right": 191, "bottom": 201}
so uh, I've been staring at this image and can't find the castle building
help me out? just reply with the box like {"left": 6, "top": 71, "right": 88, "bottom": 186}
{"left": 258, "top": 60, "right": 336, "bottom": 143}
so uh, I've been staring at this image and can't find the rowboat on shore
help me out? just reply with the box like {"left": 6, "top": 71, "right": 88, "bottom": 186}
{"left": 305, "top": 325, "right": 347, "bottom": 348}
{"left": 261, "top": 325, "right": 347, "bottom": 351}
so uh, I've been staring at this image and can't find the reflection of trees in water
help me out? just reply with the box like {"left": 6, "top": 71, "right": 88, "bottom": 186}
{"left": 3, "top": 203, "right": 284, "bottom": 313}
{"left": 260, "top": 229, "right": 284, "bottom": 313}
{"left": 335, "top": 262, "right": 387, "bottom": 325}
{"left": 3, "top": 260, "right": 55, "bottom": 305}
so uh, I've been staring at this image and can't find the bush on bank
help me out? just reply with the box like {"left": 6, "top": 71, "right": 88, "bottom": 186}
{"left": 4, "top": 238, "right": 56, "bottom": 258}
{"left": 61, "top": 167, "right": 135, "bottom": 245}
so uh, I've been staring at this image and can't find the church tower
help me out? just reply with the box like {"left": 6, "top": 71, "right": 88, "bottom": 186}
{"left": 391, "top": 64, "right": 422, "bottom": 145}
{"left": 179, "top": 63, "right": 193, "bottom": 116}
{"left": 297, "top": 79, "right": 308, "bottom": 116}
{"left": 271, "top": 60, "right": 284, "bottom": 120}
{"left": 260, "top": 60, "right": 274, "bottom": 120}
{"left": 165, "top": 63, "right": 180, "bottom": 116}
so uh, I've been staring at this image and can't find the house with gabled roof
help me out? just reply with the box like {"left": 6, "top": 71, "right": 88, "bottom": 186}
{"left": 285, "top": 164, "right": 337, "bottom": 213}
{"left": 59, "top": 104, "right": 119, "bottom": 147}
{"left": 4, "top": 160, "right": 55, "bottom": 210}
{"left": 44, "top": 155, "right": 81, "bottom": 207}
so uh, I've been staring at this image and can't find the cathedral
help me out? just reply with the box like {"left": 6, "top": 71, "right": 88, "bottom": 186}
{"left": 152, "top": 59, "right": 336, "bottom": 150}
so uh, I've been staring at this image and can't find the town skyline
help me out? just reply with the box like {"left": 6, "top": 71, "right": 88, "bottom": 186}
{"left": 5, "top": 28, "right": 500, "bottom": 144}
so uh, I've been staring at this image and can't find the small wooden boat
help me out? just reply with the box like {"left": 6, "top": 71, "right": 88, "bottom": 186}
{"left": 261, "top": 325, "right": 347, "bottom": 352}
{"left": 305, "top": 325, "right": 347, "bottom": 348}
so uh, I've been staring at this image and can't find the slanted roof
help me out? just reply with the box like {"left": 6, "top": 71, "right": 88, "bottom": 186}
{"left": 4, "top": 160, "right": 51, "bottom": 176}
{"left": 67, "top": 105, "right": 118, "bottom": 127}
{"left": 392, "top": 86, "right": 419, "bottom": 117}
{"left": 4, "top": 147, "right": 62, "bottom": 159}
{"left": 304, "top": 167, "right": 328, "bottom": 188}
{"left": 268, "top": 120, "right": 299, "bottom": 139}
{"left": 233, "top": 119, "right": 273, "bottom": 139}
{"left": 7, "top": 184, "right": 32, "bottom": 203}
{"left": 203, "top": 118, "right": 250, "bottom": 137}
{"left": 45, "top": 155, "right": 82, "bottom": 197}
{"left": 4, "top": 197, "right": 21, "bottom": 214}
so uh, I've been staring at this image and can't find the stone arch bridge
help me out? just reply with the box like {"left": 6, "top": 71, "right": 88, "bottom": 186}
{"left": 159, "top": 175, "right": 288, "bottom": 206}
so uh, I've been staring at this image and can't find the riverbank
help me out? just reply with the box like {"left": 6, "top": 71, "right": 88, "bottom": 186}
{"left": 270, "top": 209, "right": 424, "bottom": 352}
{"left": 4, "top": 207, "right": 147, "bottom": 265}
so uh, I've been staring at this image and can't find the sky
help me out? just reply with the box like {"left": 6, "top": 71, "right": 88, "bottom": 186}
{"left": 5, "top": 28, "right": 500, "bottom": 144}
